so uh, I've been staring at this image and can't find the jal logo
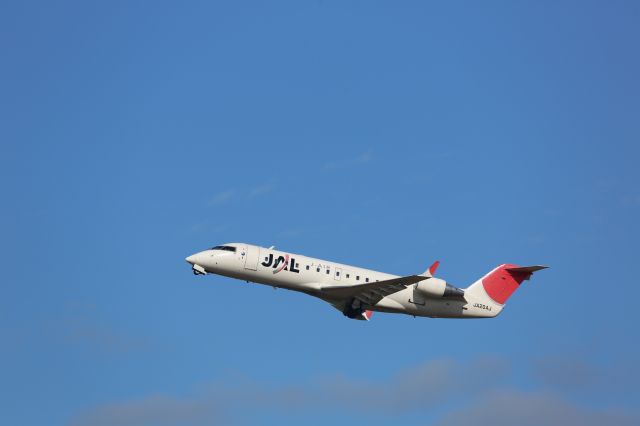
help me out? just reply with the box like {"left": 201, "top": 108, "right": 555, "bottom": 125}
{"left": 261, "top": 253, "right": 300, "bottom": 274}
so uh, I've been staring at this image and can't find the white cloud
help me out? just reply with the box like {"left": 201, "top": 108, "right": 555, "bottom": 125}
{"left": 247, "top": 182, "right": 275, "bottom": 198}
{"left": 69, "top": 395, "right": 222, "bottom": 426}
{"left": 69, "top": 357, "right": 509, "bottom": 425}
{"left": 207, "top": 182, "right": 276, "bottom": 206}
{"left": 434, "top": 390, "right": 639, "bottom": 426}
{"left": 323, "top": 151, "right": 373, "bottom": 170}
{"left": 208, "top": 190, "right": 235, "bottom": 206}
{"left": 68, "top": 356, "right": 640, "bottom": 426}
{"left": 353, "top": 151, "right": 372, "bottom": 164}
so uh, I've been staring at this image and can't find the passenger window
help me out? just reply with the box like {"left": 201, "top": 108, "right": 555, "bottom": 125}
{"left": 326, "top": 269, "right": 330, "bottom": 275}
{"left": 366, "top": 278, "right": 369, "bottom": 282}
{"left": 316, "top": 267, "right": 320, "bottom": 272}
{"left": 356, "top": 276, "right": 360, "bottom": 281}
{"left": 336, "top": 271, "right": 340, "bottom": 276}
{"left": 306, "top": 265, "right": 310, "bottom": 270}
{"left": 346, "top": 274, "right": 350, "bottom": 278}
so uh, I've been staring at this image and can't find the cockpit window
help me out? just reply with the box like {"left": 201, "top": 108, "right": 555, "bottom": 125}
{"left": 211, "top": 245, "right": 237, "bottom": 252}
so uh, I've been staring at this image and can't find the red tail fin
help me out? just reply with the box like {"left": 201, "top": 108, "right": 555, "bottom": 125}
{"left": 482, "top": 264, "right": 547, "bottom": 304}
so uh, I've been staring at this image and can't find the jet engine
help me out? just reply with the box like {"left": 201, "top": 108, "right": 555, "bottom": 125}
{"left": 415, "top": 278, "right": 465, "bottom": 299}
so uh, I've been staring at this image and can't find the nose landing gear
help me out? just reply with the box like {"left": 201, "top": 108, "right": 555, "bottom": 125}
{"left": 192, "top": 264, "right": 207, "bottom": 275}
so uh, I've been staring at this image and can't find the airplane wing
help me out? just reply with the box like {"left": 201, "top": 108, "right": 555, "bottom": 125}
{"left": 320, "top": 274, "right": 426, "bottom": 307}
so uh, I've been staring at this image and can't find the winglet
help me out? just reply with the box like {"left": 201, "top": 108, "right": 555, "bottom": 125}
{"left": 423, "top": 260, "right": 440, "bottom": 278}
{"left": 363, "top": 310, "right": 373, "bottom": 321}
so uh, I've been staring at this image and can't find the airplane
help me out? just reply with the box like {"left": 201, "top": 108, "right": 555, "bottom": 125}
{"left": 185, "top": 243, "right": 548, "bottom": 321}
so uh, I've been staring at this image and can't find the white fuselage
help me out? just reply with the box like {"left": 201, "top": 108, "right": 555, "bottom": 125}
{"left": 186, "top": 243, "right": 500, "bottom": 319}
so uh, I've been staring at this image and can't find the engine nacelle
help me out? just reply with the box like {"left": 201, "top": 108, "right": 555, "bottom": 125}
{"left": 416, "top": 278, "right": 465, "bottom": 299}
{"left": 416, "top": 278, "right": 446, "bottom": 297}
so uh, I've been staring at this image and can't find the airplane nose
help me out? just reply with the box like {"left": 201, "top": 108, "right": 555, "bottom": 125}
{"left": 185, "top": 254, "right": 197, "bottom": 265}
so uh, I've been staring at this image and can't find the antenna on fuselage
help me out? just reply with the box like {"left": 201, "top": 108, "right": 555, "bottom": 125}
{"left": 268, "top": 245, "right": 275, "bottom": 249}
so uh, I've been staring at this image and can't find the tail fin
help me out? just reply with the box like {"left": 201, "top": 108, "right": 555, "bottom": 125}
{"left": 465, "top": 264, "right": 548, "bottom": 314}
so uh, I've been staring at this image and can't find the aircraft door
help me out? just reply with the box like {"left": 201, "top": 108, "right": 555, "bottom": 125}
{"left": 244, "top": 245, "right": 259, "bottom": 271}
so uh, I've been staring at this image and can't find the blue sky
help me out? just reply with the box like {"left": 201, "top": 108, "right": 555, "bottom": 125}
{"left": 2, "top": 1, "right": 639, "bottom": 425}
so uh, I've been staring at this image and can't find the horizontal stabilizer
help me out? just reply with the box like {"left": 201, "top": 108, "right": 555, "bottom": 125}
{"left": 505, "top": 265, "right": 549, "bottom": 274}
